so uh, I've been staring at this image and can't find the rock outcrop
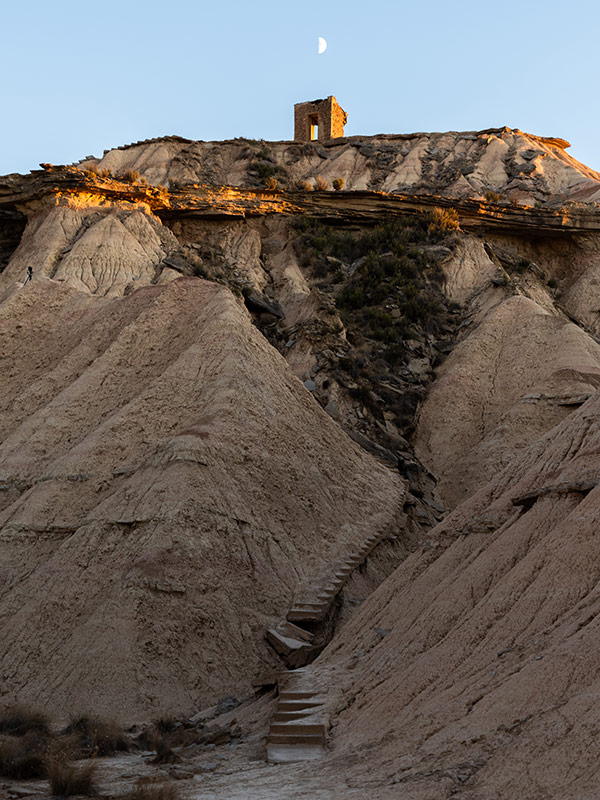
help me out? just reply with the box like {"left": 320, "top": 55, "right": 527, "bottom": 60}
{"left": 77, "top": 128, "right": 600, "bottom": 204}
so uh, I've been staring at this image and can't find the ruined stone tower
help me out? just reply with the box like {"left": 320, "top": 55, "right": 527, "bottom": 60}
{"left": 294, "top": 96, "right": 347, "bottom": 142}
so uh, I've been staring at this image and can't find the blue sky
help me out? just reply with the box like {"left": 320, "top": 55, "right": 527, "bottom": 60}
{"left": 1, "top": 0, "right": 598, "bottom": 175}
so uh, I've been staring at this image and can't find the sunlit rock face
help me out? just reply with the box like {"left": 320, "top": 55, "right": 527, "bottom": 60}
{"left": 3, "top": 201, "right": 177, "bottom": 297}
{"left": 79, "top": 127, "right": 600, "bottom": 203}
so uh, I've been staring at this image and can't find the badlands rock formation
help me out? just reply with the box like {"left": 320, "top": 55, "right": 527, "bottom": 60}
{"left": 1, "top": 127, "right": 600, "bottom": 796}
{"left": 0, "top": 273, "right": 403, "bottom": 719}
{"left": 77, "top": 127, "right": 600, "bottom": 203}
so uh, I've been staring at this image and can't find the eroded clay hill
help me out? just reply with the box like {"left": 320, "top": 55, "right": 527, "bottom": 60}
{"left": 309, "top": 379, "right": 600, "bottom": 799}
{"left": 0, "top": 274, "right": 404, "bottom": 720}
{"left": 2, "top": 126, "right": 600, "bottom": 796}
{"left": 76, "top": 127, "right": 600, "bottom": 203}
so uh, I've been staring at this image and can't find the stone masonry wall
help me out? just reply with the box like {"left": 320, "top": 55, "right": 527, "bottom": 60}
{"left": 294, "top": 96, "right": 347, "bottom": 142}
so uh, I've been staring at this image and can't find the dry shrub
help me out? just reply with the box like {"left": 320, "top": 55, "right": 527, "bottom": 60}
{"left": 427, "top": 207, "right": 460, "bottom": 232}
{"left": 332, "top": 177, "right": 345, "bottom": 191}
{"left": 134, "top": 726, "right": 162, "bottom": 752}
{"left": 0, "top": 706, "right": 50, "bottom": 737}
{"left": 0, "top": 733, "right": 47, "bottom": 779}
{"left": 122, "top": 169, "right": 140, "bottom": 183}
{"left": 63, "top": 715, "right": 129, "bottom": 757}
{"left": 47, "top": 756, "right": 97, "bottom": 797}
{"left": 150, "top": 742, "right": 181, "bottom": 764}
{"left": 313, "top": 175, "right": 329, "bottom": 191}
{"left": 122, "top": 781, "right": 178, "bottom": 800}
{"left": 135, "top": 718, "right": 198, "bottom": 753}
{"left": 264, "top": 176, "right": 277, "bottom": 190}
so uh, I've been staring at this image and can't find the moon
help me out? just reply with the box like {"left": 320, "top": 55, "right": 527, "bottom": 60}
{"left": 318, "top": 36, "right": 327, "bottom": 55}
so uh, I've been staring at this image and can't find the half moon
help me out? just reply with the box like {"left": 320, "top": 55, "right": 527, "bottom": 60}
{"left": 318, "top": 36, "right": 327, "bottom": 54}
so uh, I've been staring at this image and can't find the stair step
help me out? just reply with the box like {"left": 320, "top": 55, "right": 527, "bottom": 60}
{"left": 268, "top": 733, "right": 325, "bottom": 745}
{"left": 267, "top": 743, "right": 324, "bottom": 762}
{"left": 290, "top": 602, "right": 328, "bottom": 612}
{"left": 270, "top": 723, "right": 324, "bottom": 735}
{"left": 277, "top": 697, "right": 318, "bottom": 704}
{"left": 266, "top": 629, "right": 313, "bottom": 657}
{"left": 277, "top": 700, "right": 322, "bottom": 711}
{"left": 287, "top": 610, "right": 324, "bottom": 622}
{"left": 273, "top": 711, "right": 312, "bottom": 722}
{"left": 279, "top": 621, "right": 314, "bottom": 642}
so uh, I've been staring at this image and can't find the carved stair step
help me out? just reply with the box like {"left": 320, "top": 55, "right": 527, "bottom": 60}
{"left": 280, "top": 621, "right": 314, "bottom": 642}
{"left": 270, "top": 723, "right": 325, "bottom": 736}
{"left": 292, "top": 597, "right": 325, "bottom": 609}
{"left": 273, "top": 711, "right": 313, "bottom": 722}
{"left": 266, "top": 743, "right": 324, "bottom": 762}
{"left": 278, "top": 690, "right": 320, "bottom": 700}
{"left": 266, "top": 629, "right": 313, "bottom": 657}
{"left": 267, "top": 733, "right": 325, "bottom": 745}
{"left": 287, "top": 608, "right": 325, "bottom": 621}
{"left": 277, "top": 700, "right": 323, "bottom": 712}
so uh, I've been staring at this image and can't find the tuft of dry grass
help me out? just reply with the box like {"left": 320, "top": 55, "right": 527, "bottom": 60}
{"left": 0, "top": 705, "right": 50, "bottom": 737}
{"left": 153, "top": 718, "right": 178, "bottom": 734}
{"left": 0, "top": 732, "right": 47, "bottom": 779}
{"left": 150, "top": 741, "right": 181, "bottom": 764}
{"left": 122, "top": 169, "right": 140, "bottom": 183}
{"left": 63, "top": 715, "right": 129, "bottom": 757}
{"left": 312, "top": 175, "right": 329, "bottom": 191}
{"left": 427, "top": 206, "right": 460, "bottom": 232}
{"left": 122, "top": 781, "right": 178, "bottom": 800}
{"left": 47, "top": 756, "right": 97, "bottom": 797}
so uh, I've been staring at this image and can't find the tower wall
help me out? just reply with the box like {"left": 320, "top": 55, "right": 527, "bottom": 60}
{"left": 294, "top": 96, "right": 347, "bottom": 142}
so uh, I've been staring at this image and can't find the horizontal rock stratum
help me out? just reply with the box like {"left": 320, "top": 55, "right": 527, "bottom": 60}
{"left": 1, "top": 127, "right": 600, "bottom": 797}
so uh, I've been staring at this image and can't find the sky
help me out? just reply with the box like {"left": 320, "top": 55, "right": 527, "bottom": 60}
{"left": 1, "top": 0, "right": 599, "bottom": 175}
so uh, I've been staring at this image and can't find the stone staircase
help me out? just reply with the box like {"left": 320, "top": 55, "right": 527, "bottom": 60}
{"left": 266, "top": 529, "right": 385, "bottom": 666}
{"left": 266, "top": 669, "right": 326, "bottom": 763}
{"left": 265, "top": 524, "right": 402, "bottom": 761}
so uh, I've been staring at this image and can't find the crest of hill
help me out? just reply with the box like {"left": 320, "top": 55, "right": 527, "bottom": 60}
{"left": 77, "top": 127, "right": 600, "bottom": 204}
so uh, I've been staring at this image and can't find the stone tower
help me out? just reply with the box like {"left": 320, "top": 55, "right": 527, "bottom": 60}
{"left": 294, "top": 96, "right": 347, "bottom": 142}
